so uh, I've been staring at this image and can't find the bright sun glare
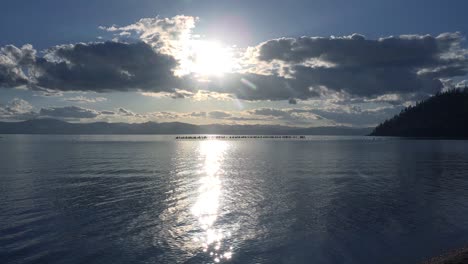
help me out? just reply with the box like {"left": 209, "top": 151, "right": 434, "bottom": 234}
{"left": 186, "top": 40, "right": 235, "bottom": 77}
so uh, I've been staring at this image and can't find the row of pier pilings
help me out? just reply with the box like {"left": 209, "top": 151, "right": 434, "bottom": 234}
{"left": 175, "top": 135, "right": 306, "bottom": 140}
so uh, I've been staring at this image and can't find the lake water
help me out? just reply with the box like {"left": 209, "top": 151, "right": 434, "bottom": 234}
{"left": 1, "top": 135, "right": 468, "bottom": 264}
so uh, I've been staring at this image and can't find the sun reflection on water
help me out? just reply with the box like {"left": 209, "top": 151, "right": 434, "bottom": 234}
{"left": 191, "top": 140, "right": 233, "bottom": 262}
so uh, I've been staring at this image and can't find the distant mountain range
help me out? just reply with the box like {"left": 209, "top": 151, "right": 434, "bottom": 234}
{"left": 0, "top": 118, "right": 372, "bottom": 135}
{"left": 371, "top": 89, "right": 468, "bottom": 137}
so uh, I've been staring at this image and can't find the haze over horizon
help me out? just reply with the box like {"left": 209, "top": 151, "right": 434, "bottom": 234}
{"left": 1, "top": 0, "right": 468, "bottom": 128}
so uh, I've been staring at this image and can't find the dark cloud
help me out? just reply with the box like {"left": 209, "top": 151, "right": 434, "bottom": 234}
{"left": 1, "top": 28, "right": 467, "bottom": 104}
{"left": 117, "top": 108, "right": 137, "bottom": 116}
{"left": 258, "top": 33, "right": 461, "bottom": 67}
{"left": 39, "top": 106, "right": 100, "bottom": 118}
{"left": 100, "top": 110, "right": 115, "bottom": 115}
{"left": 254, "top": 33, "right": 467, "bottom": 98}
{"left": 169, "top": 89, "right": 194, "bottom": 99}
{"left": 35, "top": 41, "right": 182, "bottom": 92}
{"left": 292, "top": 65, "right": 443, "bottom": 97}
{"left": 208, "top": 111, "right": 232, "bottom": 119}
{"left": 204, "top": 73, "right": 319, "bottom": 101}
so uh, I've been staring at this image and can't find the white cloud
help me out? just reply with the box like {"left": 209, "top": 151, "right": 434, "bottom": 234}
{"left": 39, "top": 106, "right": 100, "bottom": 119}
{"left": 64, "top": 96, "right": 107, "bottom": 103}
{"left": 0, "top": 98, "right": 36, "bottom": 120}
{"left": 101, "top": 15, "right": 197, "bottom": 57}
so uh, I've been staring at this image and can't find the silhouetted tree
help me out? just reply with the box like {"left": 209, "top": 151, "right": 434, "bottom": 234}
{"left": 370, "top": 89, "right": 468, "bottom": 137}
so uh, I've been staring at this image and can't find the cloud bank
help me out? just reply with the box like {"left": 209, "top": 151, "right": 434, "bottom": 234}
{"left": 250, "top": 33, "right": 467, "bottom": 98}
{"left": 1, "top": 97, "right": 399, "bottom": 127}
{"left": 0, "top": 15, "right": 467, "bottom": 108}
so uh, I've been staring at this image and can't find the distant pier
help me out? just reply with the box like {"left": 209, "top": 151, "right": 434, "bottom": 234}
{"left": 175, "top": 135, "right": 306, "bottom": 140}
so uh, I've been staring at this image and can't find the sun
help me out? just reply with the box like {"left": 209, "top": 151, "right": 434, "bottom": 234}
{"left": 187, "top": 40, "right": 235, "bottom": 76}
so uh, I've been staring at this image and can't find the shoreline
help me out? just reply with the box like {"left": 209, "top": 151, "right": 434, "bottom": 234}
{"left": 422, "top": 246, "right": 468, "bottom": 264}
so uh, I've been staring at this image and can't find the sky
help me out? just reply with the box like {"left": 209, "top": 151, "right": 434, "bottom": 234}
{"left": 1, "top": 0, "right": 468, "bottom": 127}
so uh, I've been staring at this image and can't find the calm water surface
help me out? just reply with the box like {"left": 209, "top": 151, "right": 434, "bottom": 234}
{"left": 1, "top": 135, "right": 468, "bottom": 264}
